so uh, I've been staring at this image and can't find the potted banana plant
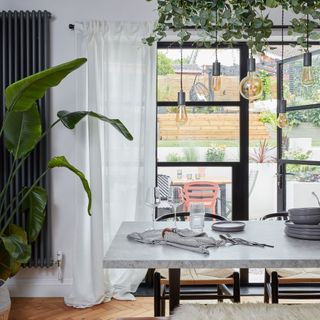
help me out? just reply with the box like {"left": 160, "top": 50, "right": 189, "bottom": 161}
{"left": 0, "top": 58, "right": 133, "bottom": 318}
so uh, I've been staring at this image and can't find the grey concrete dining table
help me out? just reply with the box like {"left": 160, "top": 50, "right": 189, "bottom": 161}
{"left": 103, "top": 220, "right": 320, "bottom": 313}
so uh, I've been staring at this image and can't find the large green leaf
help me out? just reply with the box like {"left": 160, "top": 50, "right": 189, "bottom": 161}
{"left": 5, "top": 58, "right": 87, "bottom": 112}
{"left": 0, "top": 240, "right": 21, "bottom": 280}
{"left": 1, "top": 224, "right": 31, "bottom": 263}
{"left": 57, "top": 110, "right": 133, "bottom": 141}
{"left": 3, "top": 103, "right": 42, "bottom": 159}
{"left": 48, "top": 156, "right": 92, "bottom": 215}
{"left": 23, "top": 186, "right": 48, "bottom": 242}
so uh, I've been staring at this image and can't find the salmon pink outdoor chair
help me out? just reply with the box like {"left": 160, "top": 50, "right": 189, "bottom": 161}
{"left": 183, "top": 181, "right": 220, "bottom": 214}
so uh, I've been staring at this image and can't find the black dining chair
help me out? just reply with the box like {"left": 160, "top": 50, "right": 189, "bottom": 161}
{"left": 153, "top": 212, "right": 240, "bottom": 316}
{"left": 262, "top": 212, "right": 320, "bottom": 303}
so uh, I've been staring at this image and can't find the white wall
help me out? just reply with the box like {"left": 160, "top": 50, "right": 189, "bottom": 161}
{"left": 1, "top": 0, "right": 156, "bottom": 297}
{"left": 0, "top": 0, "right": 299, "bottom": 297}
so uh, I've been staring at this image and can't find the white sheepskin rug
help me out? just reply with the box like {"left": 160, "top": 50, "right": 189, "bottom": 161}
{"left": 171, "top": 303, "right": 320, "bottom": 320}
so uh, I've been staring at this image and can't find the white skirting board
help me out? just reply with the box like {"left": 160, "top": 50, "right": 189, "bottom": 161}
{"left": 6, "top": 278, "right": 72, "bottom": 297}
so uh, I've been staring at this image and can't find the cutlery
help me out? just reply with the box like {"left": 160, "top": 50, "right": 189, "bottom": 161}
{"left": 224, "top": 233, "right": 274, "bottom": 248}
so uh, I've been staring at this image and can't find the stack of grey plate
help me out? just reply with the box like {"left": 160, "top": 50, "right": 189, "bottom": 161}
{"left": 285, "top": 208, "right": 320, "bottom": 240}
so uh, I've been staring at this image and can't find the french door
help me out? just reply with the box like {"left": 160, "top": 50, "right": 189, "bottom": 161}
{"left": 277, "top": 49, "right": 320, "bottom": 211}
{"left": 156, "top": 43, "right": 249, "bottom": 222}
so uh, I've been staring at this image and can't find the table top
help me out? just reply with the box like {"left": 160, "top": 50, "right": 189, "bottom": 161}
{"left": 171, "top": 177, "right": 231, "bottom": 185}
{"left": 103, "top": 221, "right": 320, "bottom": 269}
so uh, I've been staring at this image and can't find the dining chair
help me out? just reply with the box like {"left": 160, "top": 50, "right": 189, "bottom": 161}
{"left": 262, "top": 212, "right": 320, "bottom": 303}
{"left": 183, "top": 182, "right": 220, "bottom": 214}
{"left": 153, "top": 212, "right": 240, "bottom": 316}
{"left": 157, "top": 174, "right": 172, "bottom": 214}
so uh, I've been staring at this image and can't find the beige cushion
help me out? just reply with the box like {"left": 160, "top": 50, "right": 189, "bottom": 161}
{"left": 156, "top": 268, "right": 234, "bottom": 281}
{"left": 266, "top": 268, "right": 320, "bottom": 279}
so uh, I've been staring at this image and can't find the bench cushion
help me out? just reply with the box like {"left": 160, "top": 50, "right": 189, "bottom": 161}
{"left": 156, "top": 268, "right": 234, "bottom": 281}
{"left": 172, "top": 303, "right": 320, "bottom": 320}
{"left": 266, "top": 268, "right": 320, "bottom": 279}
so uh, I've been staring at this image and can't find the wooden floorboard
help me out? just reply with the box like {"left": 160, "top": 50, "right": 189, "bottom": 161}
{"left": 9, "top": 296, "right": 319, "bottom": 320}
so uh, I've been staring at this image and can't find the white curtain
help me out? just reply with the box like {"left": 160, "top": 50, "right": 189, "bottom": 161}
{"left": 64, "top": 21, "right": 156, "bottom": 308}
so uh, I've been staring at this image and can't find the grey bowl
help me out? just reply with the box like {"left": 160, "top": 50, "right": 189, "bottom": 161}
{"left": 288, "top": 207, "right": 320, "bottom": 216}
{"left": 288, "top": 214, "right": 320, "bottom": 225}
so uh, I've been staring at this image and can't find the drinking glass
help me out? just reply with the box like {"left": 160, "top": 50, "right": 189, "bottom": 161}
{"left": 190, "top": 202, "right": 205, "bottom": 232}
{"left": 145, "top": 187, "right": 161, "bottom": 229}
{"left": 168, "top": 186, "right": 184, "bottom": 228}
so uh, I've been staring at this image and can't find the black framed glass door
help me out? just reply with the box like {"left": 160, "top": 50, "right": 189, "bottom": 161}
{"left": 277, "top": 48, "right": 320, "bottom": 211}
{"left": 156, "top": 43, "right": 249, "bottom": 222}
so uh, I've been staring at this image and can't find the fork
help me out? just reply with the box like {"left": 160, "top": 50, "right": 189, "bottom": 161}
{"left": 225, "top": 233, "right": 274, "bottom": 248}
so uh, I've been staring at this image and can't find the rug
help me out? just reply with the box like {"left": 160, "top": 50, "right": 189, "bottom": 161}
{"left": 171, "top": 303, "right": 320, "bottom": 320}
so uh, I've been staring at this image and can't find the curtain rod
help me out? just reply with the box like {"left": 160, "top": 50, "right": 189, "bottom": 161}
{"left": 68, "top": 24, "right": 320, "bottom": 31}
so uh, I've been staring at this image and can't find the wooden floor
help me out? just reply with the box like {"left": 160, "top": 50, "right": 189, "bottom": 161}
{"left": 10, "top": 296, "right": 318, "bottom": 320}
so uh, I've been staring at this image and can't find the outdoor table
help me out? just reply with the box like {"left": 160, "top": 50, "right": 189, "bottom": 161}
{"left": 104, "top": 221, "right": 320, "bottom": 314}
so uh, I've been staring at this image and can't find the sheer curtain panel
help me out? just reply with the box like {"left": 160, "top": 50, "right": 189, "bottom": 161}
{"left": 64, "top": 21, "right": 156, "bottom": 308}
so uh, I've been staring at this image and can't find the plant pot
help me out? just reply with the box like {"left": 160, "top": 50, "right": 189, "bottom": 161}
{"left": 0, "top": 280, "right": 10, "bottom": 320}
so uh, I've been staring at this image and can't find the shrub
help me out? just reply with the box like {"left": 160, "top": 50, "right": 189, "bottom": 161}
{"left": 166, "top": 152, "right": 184, "bottom": 162}
{"left": 206, "top": 145, "right": 225, "bottom": 162}
{"left": 182, "top": 148, "right": 199, "bottom": 162}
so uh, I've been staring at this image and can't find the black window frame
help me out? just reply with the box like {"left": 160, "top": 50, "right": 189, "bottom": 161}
{"left": 275, "top": 44, "right": 320, "bottom": 211}
{"left": 156, "top": 42, "right": 249, "bottom": 222}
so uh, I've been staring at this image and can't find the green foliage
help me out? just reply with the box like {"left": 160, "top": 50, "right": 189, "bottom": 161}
{"left": 157, "top": 52, "right": 175, "bottom": 75}
{"left": 144, "top": 1, "right": 320, "bottom": 53}
{"left": 5, "top": 58, "right": 87, "bottom": 112}
{"left": 166, "top": 152, "right": 184, "bottom": 162}
{"left": 3, "top": 104, "right": 42, "bottom": 159}
{"left": 23, "top": 186, "right": 47, "bottom": 242}
{"left": 206, "top": 145, "right": 225, "bottom": 162}
{"left": 57, "top": 110, "right": 133, "bottom": 140}
{"left": 0, "top": 58, "right": 133, "bottom": 280}
{"left": 249, "top": 139, "right": 275, "bottom": 163}
{"left": 48, "top": 156, "right": 92, "bottom": 216}
{"left": 166, "top": 148, "right": 199, "bottom": 162}
{"left": 258, "top": 70, "right": 271, "bottom": 101}
{"left": 182, "top": 148, "right": 199, "bottom": 161}
{"left": 284, "top": 150, "right": 320, "bottom": 182}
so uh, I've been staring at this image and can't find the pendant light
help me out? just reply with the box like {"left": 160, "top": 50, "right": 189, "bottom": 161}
{"left": 302, "top": 14, "right": 315, "bottom": 87}
{"left": 212, "top": 8, "right": 221, "bottom": 92}
{"left": 239, "top": 51, "right": 263, "bottom": 101}
{"left": 277, "top": 7, "right": 288, "bottom": 129}
{"left": 176, "top": 43, "right": 188, "bottom": 125}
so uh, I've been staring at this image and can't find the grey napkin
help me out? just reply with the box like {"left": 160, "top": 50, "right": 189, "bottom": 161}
{"left": 127, "top": 228, "right": 225, "bottom": 255}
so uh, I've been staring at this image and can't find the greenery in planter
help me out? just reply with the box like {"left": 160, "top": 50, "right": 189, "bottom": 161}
{"left": 144, "top": 0, "right": 320, "bottom": 53}
{"left": 182, "top": 147, "right": 199, "bottom": 161}
{"left": 0, "top": 58, "right": 133, "bottom": 280}
{"left": 206, "top": 145, "right": 225, "bottom": 162}
{"left": 166, "top": 152, "right": 184, "bottom": 162}
{"left": 258, "top": 70, "right": 272, "bottom": 101}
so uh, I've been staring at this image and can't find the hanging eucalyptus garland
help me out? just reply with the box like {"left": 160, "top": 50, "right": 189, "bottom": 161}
{"left": 144, "top": 0, "right": 320, "bottom": 53}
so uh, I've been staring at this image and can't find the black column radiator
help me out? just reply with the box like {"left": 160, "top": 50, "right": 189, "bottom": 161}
{"left": 0, "top": 10, "right": 52, "bottom": 267}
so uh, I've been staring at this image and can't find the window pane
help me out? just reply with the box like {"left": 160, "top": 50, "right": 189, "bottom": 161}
{"left": 286, "top": 164, "right": 320, "bottom": 209}
{"left": 157, "top": 107, "right": 240, "bottom": 162}
{"left": 283, "top": 47, "right": 320, "bottom": 108}
{"left": 282, "top": 109, "right": 320, "bottom": 161}
{"left": 158, "top": 48, "right": 240, "bottom": 102}
{"left": 157, "top": 167, "right": 232, "bottom": 220}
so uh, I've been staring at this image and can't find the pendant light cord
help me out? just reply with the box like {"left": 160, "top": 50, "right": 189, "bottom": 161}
{"left": 180, "top": 42, "right": 183, "bottom": 90}
{"left": 215, "top": 7, "right": 218, "bottom": 62}
{"left": 281, "top": 7, "right": 284, "bottom": 100}
{"left": 307, "top": 14, "right": 309, "bottom": 52}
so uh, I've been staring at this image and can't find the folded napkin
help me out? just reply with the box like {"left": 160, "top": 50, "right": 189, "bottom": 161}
{"left": 127, "top": 228, "right": 225, "bottom": 254}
